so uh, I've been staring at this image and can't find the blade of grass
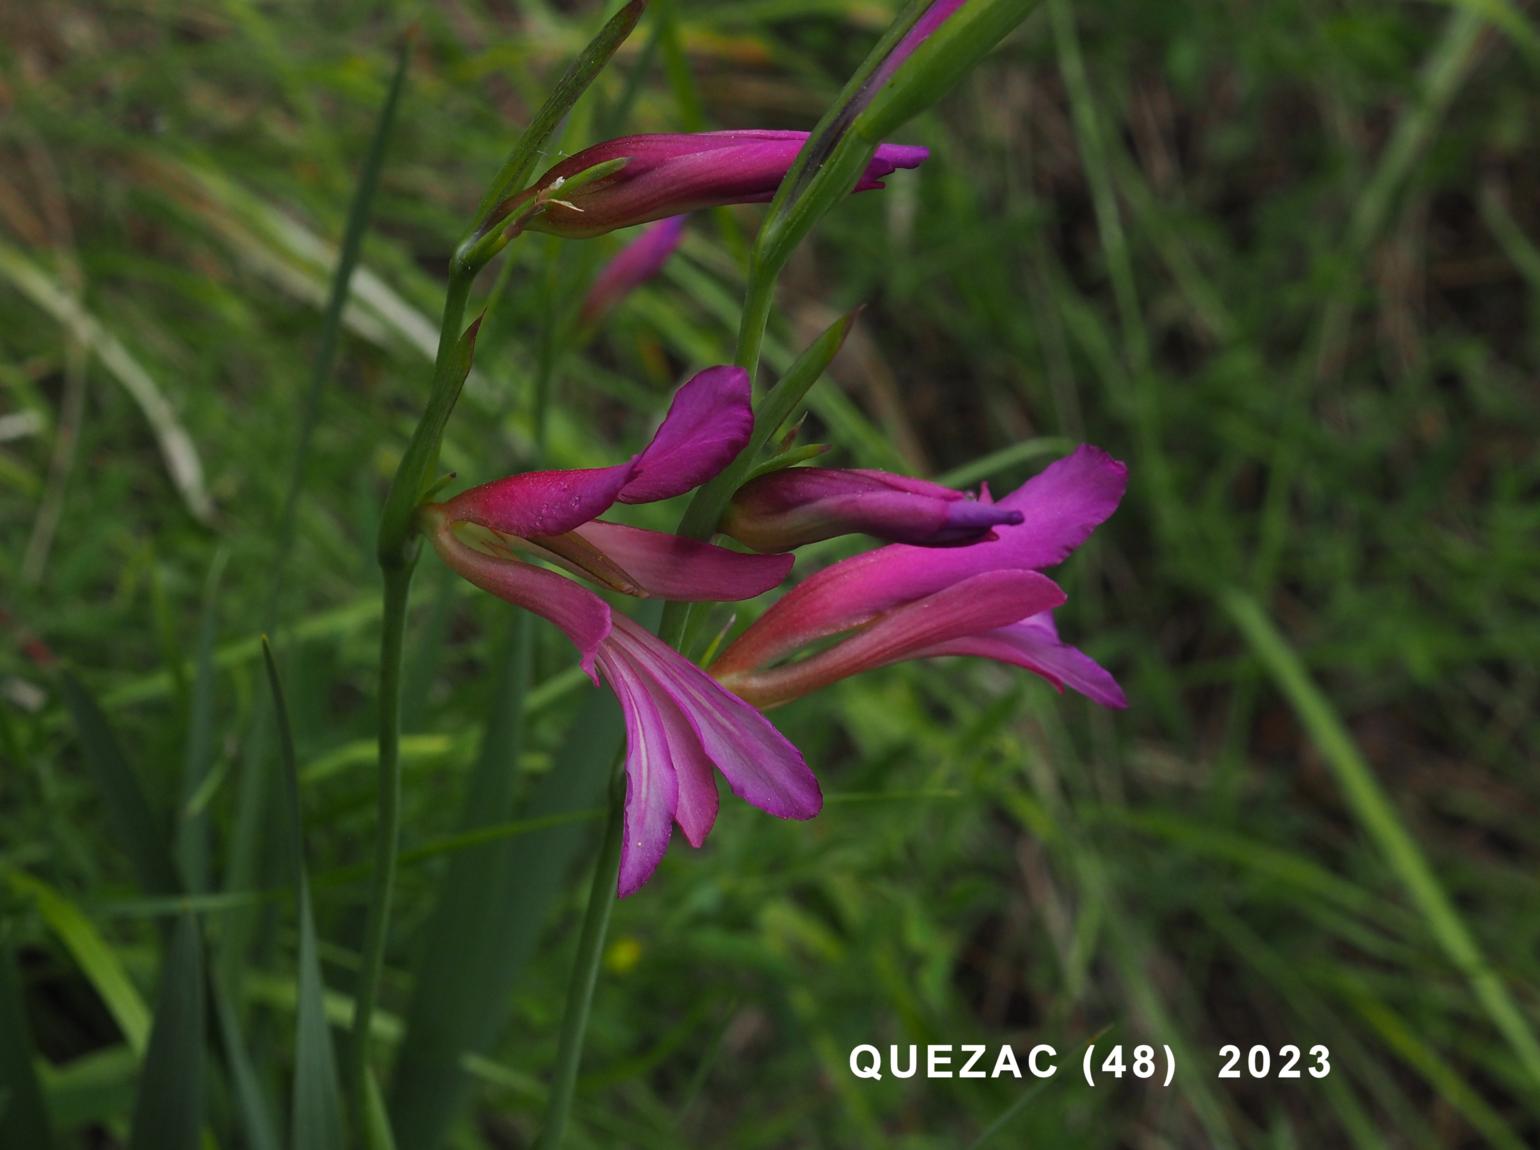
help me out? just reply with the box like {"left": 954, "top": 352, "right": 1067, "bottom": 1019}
{"left": 263, "top": 640, "right": 347, "bottom": 1150}
{"left": 0, "top": 943, "right": 56, "bottom": 1149}
{"left": 388, "top": 653, "right": 623, "bottom": 1148}
{"left": 5, "top": 872, "right": 149, "bottom": 1054}
{"left": 52, "top": 668, "right": 278, "bottom": 1146}
{"left": 178, "top": 548, "right": 227, "bottom": 894}
{"left": 1222, "top": 588, "right": 1540, "bottom": 1088}
{"left": 57, "top": 672, "right": 177, "bottom": 896}
{"left": 0, "top": 240, "right": 213, "bottom": 524}
{"left": 224, "top": 34, "right": 410, "bottom": 1077}
{"left": 265, "top": 34, "right": 411, "bottom": 635}
{"left": 363, "top": 1071, "right": 398, "bottom": 1150}
{"left": 127, "top": 912, "right": 205, "bottom": 1150}
{"left": 471, "top": 1, "right": 648, "bottom": 226}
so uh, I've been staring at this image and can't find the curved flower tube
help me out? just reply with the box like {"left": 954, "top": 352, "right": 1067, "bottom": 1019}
{"left": 712, "top": 446, "right": 1129, "bottom": 709}
{"left": 422, "top": 367, "right": 817, "bottom": 895}
{"left": 494, "top": 131, "right": 928, "bottom": 239}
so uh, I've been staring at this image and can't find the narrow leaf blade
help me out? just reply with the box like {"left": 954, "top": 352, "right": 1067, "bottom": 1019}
{"left": 127, "top": 914, "right": 205, "bottom": 1150}
{"left": 262, "top": 640, "right": 347, "bottom": 1150}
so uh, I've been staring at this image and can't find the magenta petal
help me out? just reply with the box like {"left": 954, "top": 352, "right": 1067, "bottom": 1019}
{"left": 572, "top": 521, "right": 793, "bottom": 601}
{"left": 914, "top": 612, "right": 1127, "bottom": 708}
{"left": 513, "top": 131, "right": 928, "bottom": 238}
{"left": 719, "top": 571, "right": 1066, "bottom": 707}
{"left": 669, "top": 728, "right": 721, "bottom": 849}
{"left": 995, "top": 445, "right": 1129, "bottom": 568}
{"left": 581, "top": 215, "right": 687, "bottom": 325}
{"left": 440, "top": 463, "right": 634, "bottom": 540}
{"left": 609, "top": 617, "right": 821, "bottom": 821}
{"left": 620, "top": 366, "right": 753, "bottom": 504}
{"left": 427, "top": 518, "right": 613, "bottom": 681}
{"left": 599, "top": 646, "right": 683, "bottom": 896}
{"left": 853, "top": 143, "right": 930, "bottom": 190}
{"left": 713, "top": 445, "right": 1126, "bottom": 675}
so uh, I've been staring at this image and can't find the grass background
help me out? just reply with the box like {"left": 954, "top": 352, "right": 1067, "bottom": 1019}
{"left": 3, "top": 0, "right": 1539, "bottom": 1146}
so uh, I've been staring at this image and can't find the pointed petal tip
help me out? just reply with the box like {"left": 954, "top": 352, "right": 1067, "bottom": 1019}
{"left": 621, "top": 365, "right": 753, "bottom": 504}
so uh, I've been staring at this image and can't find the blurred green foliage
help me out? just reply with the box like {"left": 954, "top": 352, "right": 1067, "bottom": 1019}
{"left": 2, "top": 0, "right": 1539, "bottom": 1146}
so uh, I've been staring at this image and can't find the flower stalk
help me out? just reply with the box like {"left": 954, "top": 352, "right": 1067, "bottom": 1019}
{"left": 353, "top": 5, "right": 650, "bottom": 1137}
{"left": 533, "top": 753, "right": 626, "bottom": 1150}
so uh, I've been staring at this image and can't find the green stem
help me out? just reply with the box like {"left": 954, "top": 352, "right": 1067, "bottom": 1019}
{"left": 377, "top": 264, "right": 473, "bottom": 568}
{"left": 733, "top": 256, "right": 778, "bottom": 381}
{"left": 534, "top": 755, "right": 626, "bottom": 1150}
{"left": 352, "top": 252, "right": 473, "bottom": 1138}
{"left": 350, "top": 561, "right": 413, "bottom": 1135}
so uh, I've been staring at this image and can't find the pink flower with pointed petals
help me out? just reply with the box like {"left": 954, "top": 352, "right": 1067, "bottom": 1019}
{"left": 423, "top": 367, "right": 818, "bottom": 894}
{"left": 721, "top": 466, "right": 1023, "bottom": 551}
{"left": 712, "top": 446, "right": 1129, "bottom": 709}
{"left": 495, "top": 131, "right": 928, "bottom": 239}
{"left": 580, "top": 216, "right": 687, "bottom": 326}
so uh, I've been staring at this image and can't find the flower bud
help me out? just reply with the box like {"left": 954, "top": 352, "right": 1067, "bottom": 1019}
{"left": 494, "top": 131, "right": 926, "bottom": 239}
{"left": 720, "top": 467, "right": 1022, "bottom": 552}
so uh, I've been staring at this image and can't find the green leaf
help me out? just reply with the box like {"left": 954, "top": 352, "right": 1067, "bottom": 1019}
{"left": 7, "top": 872, "right": 150, "bottom": 1055}
{"left": 363, "top": 1070, "right": 398, "bottom": 1150}
{"left": 376, "top": 309, "right": 485, "bottom": 564}
{"left": 388, "top": 616, "right": 626, "bottom": 1149}
{"left": 0, "top": 943, "right": 56, "bottom": 1149}
{"left": 472, "top": 0, "right": 649, "bottom": 227}
{"left": 262, "top": 640, "right": 346, "bottom": 1150}
{"left": 1223, "top": 588, "right": 1540, "bottom": 1088}
{"left": 57, "top": 672, "right": 177, "bottom": 896}
{"left": 128, "top": 913, "right": 205, "bottom": 1150}
{"left": 855, "top": 0, "right": 1039, "bottom": 141}
{"left": 178, "top": 548, "right": 227, "bottom": 893}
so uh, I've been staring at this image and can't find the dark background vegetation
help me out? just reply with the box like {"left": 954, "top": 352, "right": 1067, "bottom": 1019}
{"left": 3, "top": 0, "right": 1538, "bottom": 1146}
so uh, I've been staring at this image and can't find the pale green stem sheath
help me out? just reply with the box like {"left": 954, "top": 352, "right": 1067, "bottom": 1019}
{"left": 534, "top": 754, "right": 626, "bottom": 1150}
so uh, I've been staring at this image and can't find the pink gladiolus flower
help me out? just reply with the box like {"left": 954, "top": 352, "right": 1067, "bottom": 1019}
{"left": 580, "top": 216, "right": 687, "bottom": 326}
{"left": 721, "top": 466, "right": 1023, "bottom": 551}
{"left": 712, "top": 446, "right": 1129, "bottom": 710}
{"left": 495, "top": 131, "right": 928, "bottom": 239}
{"left": 423, "top": 366, "right": 819, "bottom": 895}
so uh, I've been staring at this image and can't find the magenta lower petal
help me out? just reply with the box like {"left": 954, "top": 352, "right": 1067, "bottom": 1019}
{"left": 439, "top": 463, "right": 634, "bottom": 541}
{"left": 996, "top": 445, "right": 1128, "bottom": 568}
{"left": 571, "top": 521, "right": 793, "bottom": 601}
{"left": 608, "top": 617, "right": 821, "bottom": 821}
{"left": 581, "top": 215, "right": 687, "bottom": 326}
{"left": 913, "top": 612, "right": 1127, "bottom": 709}
{"left": 599, "top": 646, "right": 685, "bottom": 896}
{"left": 620, "top": 365, "right": 753, "bottom": 504}
{"left": 426, "top": 513, "right": 613, "bottom": 681}
{"left": 717, "top": 570, "right": 1065, "bottom": 707}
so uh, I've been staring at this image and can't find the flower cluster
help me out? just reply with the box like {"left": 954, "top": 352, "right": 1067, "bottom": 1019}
{"left": 426, "top": 126, "right": 1126, "bottom": 895}
{"left": 427, "top": 373, "right": 1125, "bottom": 893}
{"left": 712, "top": 447, "right": 1128, "bottom": 711}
